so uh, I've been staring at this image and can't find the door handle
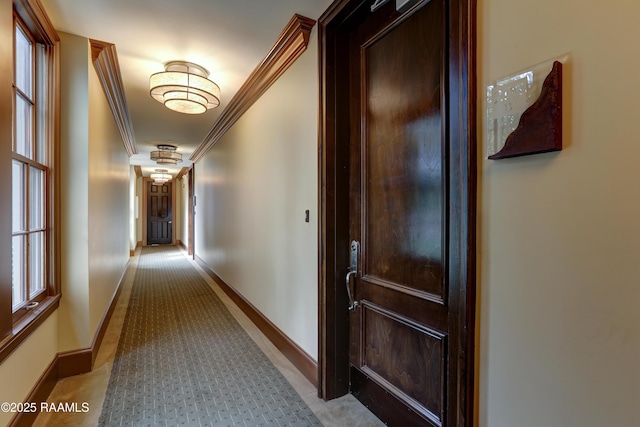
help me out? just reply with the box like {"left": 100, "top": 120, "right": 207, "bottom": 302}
{"left": 345, "top": 240, "right": 360, "bottom": 311}
{"left": 345, "top": 271, "right": 358, "bottom": 311}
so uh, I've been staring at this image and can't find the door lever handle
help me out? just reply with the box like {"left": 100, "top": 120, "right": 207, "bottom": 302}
{"left": 345, "top": 240, "right": 360, "bottom": 311}
{"left": 345, "top": 270, "right": 358, "bottom": 311}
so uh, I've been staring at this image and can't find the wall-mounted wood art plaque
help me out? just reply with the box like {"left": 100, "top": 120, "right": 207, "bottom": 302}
{"left": 486, "top": 57, "right": 565, "bottom": 159}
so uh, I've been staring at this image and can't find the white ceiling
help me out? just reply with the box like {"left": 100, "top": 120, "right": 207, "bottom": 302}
{"left": 40, "top": 0, "right": 333, "bottom": 177}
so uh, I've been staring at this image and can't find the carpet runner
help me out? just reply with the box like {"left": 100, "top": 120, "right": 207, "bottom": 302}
{"left": 98, "top": 246, "right": 321, "bottom": 426}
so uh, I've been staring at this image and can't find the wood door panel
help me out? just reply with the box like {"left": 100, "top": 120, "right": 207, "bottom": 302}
{"left": 361, "top": 303, "right": 446, "bottom": 424}
{"left": 363, "top": 0, "right": 445, "bottom": 299}
{"left": 150, "top": 196, "right": 158, "bottom": 217}
{"left": 361, "top": 281, "right": 448, "bottom": 330}
{"left": 161, "top": 195, "right": 169, "bottom": 217}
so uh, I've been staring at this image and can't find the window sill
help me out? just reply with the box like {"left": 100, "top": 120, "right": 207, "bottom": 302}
{"left": 0, "top": 294, "right": 60, "bottom": 365}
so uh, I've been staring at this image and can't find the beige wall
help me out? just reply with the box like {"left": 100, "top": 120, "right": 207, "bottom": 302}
{"left": 0, "top": 313, "right": 58, "bottom": 426}
{"left": 57, "top": 32, "right": 130, "bottom": 352}
{"left": 478, "top": 1, "right": 640, "bottom": 426}
{"left": 195, "top": 32, "right": 319, "bottom": 359}
{"left": 58, "top": 32, "right": 91, "bottom": 351}
{"left": 87, "top": 57, "right": 130, "bottom": 337}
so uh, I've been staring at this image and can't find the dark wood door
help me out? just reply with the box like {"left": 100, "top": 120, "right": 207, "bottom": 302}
{"left": 147, "top": 181, "right": 172, "bottom": 245}
{"left": 346, "top": 1, "right": 466, "bottom": 425}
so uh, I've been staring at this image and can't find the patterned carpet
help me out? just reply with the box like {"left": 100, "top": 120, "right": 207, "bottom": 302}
{"left": 99, "top": 246, "right": 321, "bottom": 426}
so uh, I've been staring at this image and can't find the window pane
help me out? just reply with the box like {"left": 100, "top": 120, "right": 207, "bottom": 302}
{"left": 15, "top": 94, "right": 32, "bottom": 158}
{"left": 29, "top": 167, "right": 45, "bottom": 230}
{"left": 15, "top": 24, "right": 32, "bottom": 97}
{"left": 12, "top": 235, "right": 26, "bottom": 310}
{"left": 29, "top": 232, "right": 45, "bottom": 297}
{"left": 36, "top": 44, "right": 48, "bottom": 165}
{"left": 12, "top": 160, "right": 25, "bottom": 232}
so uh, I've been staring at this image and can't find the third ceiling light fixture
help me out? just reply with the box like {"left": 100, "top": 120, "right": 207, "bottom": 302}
{"left": 150, "top": 169, "right": 171, "bottom": 184}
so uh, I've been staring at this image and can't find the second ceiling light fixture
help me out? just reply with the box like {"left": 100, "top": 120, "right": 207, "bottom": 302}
{"left": 150, "top": 144, "right": 183, "bottom": 165}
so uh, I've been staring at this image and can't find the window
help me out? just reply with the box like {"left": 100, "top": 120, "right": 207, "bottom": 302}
{"left": 1, "top": 0, "right": 59, "bottom": 362}
{"left": 12, "top": 17, "right": 50, "bottom": 319}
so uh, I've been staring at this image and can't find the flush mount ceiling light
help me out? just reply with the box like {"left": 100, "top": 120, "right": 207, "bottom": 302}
{"left": 150, "top": 144, "right": 183, "bottom": 165}
{"left": 150, "top": 170, "right": 172, "bottom": 181}
{"left": 150, "top": 61, "right": 220, "bottom": 115}
{"left": 150, "top": 168, "right": 171, "bottom": 185}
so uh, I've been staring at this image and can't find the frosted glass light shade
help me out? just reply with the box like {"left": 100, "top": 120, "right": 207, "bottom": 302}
{"left": 150, "top": 173, "right": 171, "bottom": 181}
{"left": 150, "top": 61, "right": 220, "bottom": 114}
{"left": 150, "top": 144, "right": 183, "bottom": 164}
{"left": 155, "top": 157, "right": 179, "bottom": 164}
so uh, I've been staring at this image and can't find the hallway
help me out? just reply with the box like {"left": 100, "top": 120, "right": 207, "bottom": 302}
{"left": 33, "top": 247, "right": 383, "bottom": 426}
{"left": 5, "top": 0, "right": 640, "bottom": 426}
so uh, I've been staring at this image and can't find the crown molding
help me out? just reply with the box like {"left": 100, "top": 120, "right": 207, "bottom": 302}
{"left": 90, "top": 39, "right": 138, "bottom": 157}
{"left": 190, "top": 14, "right": 316, "bottom": 163}
{"left": 13, "top": 0, "right": 59, "bottom": 44}
{"left": 175, "top": 167, "right": 189, "bottom": 180}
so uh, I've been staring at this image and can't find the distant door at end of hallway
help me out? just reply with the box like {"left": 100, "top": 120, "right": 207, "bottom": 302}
{"left": 147, "top": 181, "right": 172, "bottom": 245}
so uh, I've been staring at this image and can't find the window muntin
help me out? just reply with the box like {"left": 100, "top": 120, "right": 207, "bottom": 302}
{"left": 35, "top": 43, "right": 48, "bottom": 164}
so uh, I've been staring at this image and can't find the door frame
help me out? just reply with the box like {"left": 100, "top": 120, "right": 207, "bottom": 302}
{"left": 142, "top": 177, "right": 177, "bottom": 246}
{"left": 317, "top": 0, "right": 477, "bottom": 424}
{"left": 187, "top": 165, "right": 195, "bottom": 257}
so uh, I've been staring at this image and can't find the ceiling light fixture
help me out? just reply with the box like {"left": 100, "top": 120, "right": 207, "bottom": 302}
{"left": 150, "top": 168, "right": 171, "bottom": 185}
{"left": 150, "top": 173, "right": 171, "bottom": 181}
{"left": 150, "top": 144, "right": 183, "bottom": 165}
{"left": 150, "top": 61, "right": 220, "bottom": 115}
{"left": 150, "top": 169, "right": 171, "bottom": 181}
